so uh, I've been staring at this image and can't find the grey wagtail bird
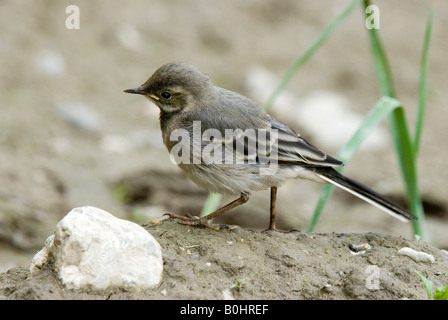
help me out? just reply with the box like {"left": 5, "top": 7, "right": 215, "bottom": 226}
{"left": 124, "top": 62, "right": 416, "bottom": 231}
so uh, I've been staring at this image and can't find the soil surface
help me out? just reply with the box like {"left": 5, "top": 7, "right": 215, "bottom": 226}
{"left": 1, "top": 219, "right": 447, "bottom": 300}
{"left": 0, "top": 1, "right": 447, "bottom": 300}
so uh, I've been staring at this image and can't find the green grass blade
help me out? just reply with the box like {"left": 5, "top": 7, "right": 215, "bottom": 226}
{"left": 363, "top": 0, "right": 425, "bottom": 238}
{"left": 337, "top": 97, "right": 402, "bottom": 163}
{"left": 200, "top": 192, "right": 222, "bottom": 217}
{"left": 414, "top": 10, "right": 434, "bottom": 156}
{"left": 415, "top": 270, "right": 434, "bottom": 300}
{"left": 434, "top": 286, "right": 448, "bottom": 300}
{"left": 263, "top": 0, "right": 363, "bottom": 111}
{"left": 387, "top": 109, "right": 425, "bottom": 237}
{"left": 363, "top": 1, "right": 396, "bottom": 97}
{"left": 307, "top": 96, "right": 402, "bottom": 232}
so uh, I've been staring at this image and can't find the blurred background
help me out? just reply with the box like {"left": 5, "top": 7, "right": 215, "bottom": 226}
{"left": 1, "top": 0, "right": 447, "bottom": 272}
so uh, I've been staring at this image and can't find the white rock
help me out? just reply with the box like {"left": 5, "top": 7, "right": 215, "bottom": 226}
{"left": 100, "top": 134, "right": 133, "bottom": 153}
{"left": 30, "top": 206, "right": 163, "bottom": 291}
{"left": 297, "top": 91, "right": 388, "bottom": 151}
{"left": 34, "top": 50, "right": 65, "bottom": 76}
{"left": 222, "top": 288, "right": 235, "bottom": 300}
{"left": 116, "top": 24, "right": 141, "bottom": 50}
{"left": 58, "top": 102, "right": 103, "bottom": 132}
{"left": 441, "top": 249, "right": 448, "bottom": 259}
{"left": 30, "top": 235, "right": 54, "bottom": 276}
{"left": 398, "top": 247, "right": 435, "bottom": 263}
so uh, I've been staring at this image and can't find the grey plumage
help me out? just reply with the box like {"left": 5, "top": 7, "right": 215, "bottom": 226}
{"left": 124, "top": 62, "right": 416, "bottom": 230}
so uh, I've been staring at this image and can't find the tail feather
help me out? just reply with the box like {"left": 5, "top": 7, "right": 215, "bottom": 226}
{"left": 316, "top": 168, "right": 417, "bottom": 222}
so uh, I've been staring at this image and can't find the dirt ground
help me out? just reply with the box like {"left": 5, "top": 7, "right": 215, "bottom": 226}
{"left": 1, "top": 219, "right": 447, "bottom": 300}
{"left": 0, "top": 1, "right": 447, "bottom": 300}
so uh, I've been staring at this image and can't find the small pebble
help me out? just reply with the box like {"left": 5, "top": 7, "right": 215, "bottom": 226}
{"left": 349, "top": 242, "right": 371, "bottom": 255}
{"left": 222, "top": 289, "right": 235, "bottom": 300}
{"left": 58, "top": 102, "right": 103, "bottom": 132}
{"left": 34, "top": 50, "right": 65, "bottom": 76}
{"left": 398, "top": 247, "right": 435, "bottom": 263}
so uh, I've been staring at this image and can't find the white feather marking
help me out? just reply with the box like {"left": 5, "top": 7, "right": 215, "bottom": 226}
{"left": 317, "top": 174, "right": 409, "bottom": 223}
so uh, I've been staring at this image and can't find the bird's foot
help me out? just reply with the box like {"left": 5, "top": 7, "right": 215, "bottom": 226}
{"left": 262, "top": 226, "right": 300, "bottom": 233}
{"left": 163, "top": 213, "right": 220, "bottom": 231}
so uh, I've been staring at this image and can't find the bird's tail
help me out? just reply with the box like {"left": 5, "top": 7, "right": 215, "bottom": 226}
{"left": 315, "top": 167, "right": 417, "bottom": 222}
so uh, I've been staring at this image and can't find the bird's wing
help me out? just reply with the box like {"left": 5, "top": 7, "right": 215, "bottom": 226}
{"left": 268, "top": 117, "right": 343, "bottom": 167}
{"left": 179, "top": 88, "right": 343, "bottom": 168}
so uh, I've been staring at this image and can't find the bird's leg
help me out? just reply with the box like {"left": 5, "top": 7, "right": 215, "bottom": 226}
{"left": 268, "top": 186, "right": 278, "bottom": 231}
{"left": 164, "top": 193, "right": 250, "bottom": 230}
{"left": 264, "top": 186, "right": 295, "bottom": 233}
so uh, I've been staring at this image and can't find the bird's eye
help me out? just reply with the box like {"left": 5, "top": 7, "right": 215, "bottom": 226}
{"left": 160, "top": 91, "right": 172, "bottom": 100}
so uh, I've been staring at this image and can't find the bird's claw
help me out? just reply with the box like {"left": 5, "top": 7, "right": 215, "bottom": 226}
{"left": 163, "top": 213, "right": 220, "bottom": 231}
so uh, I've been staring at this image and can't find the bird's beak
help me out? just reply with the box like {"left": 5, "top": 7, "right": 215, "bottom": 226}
{"left": 123, "top": 86, "right": 145, "bottom": 95}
